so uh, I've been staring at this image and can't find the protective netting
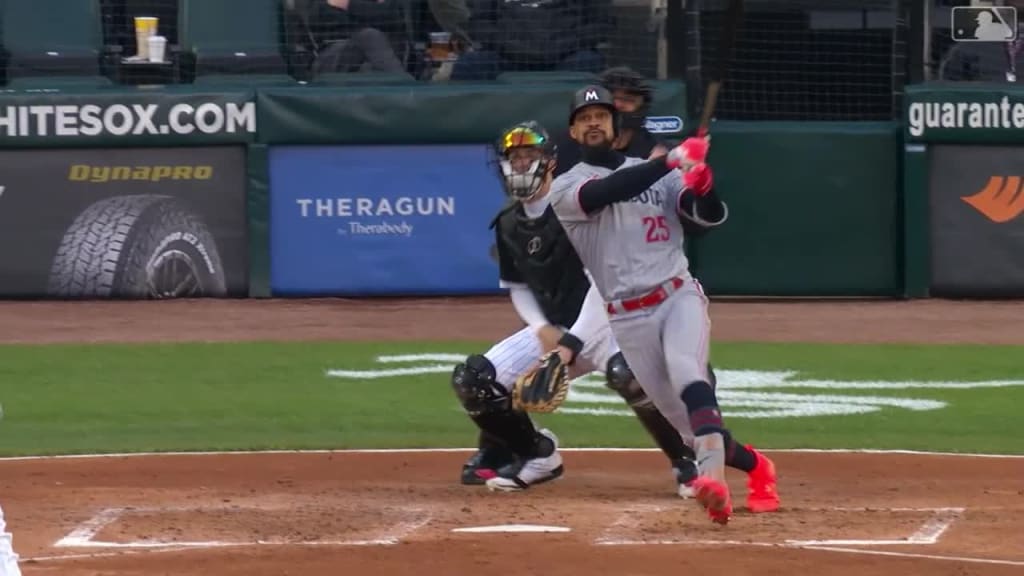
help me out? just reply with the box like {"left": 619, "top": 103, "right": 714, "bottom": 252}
{"left": 690, "top": 0, "right": 907, "bottom": 121}
{"left": 0, "top": 0, "right": 666, "bottom": 84}
{"left": 3, "top": 0, "right": 913, "bottom": 122}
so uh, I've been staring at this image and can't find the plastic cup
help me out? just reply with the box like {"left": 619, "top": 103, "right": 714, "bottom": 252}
{"left": 429, "top": 32, "right": 452, "bottom": 61}
{"left": 134, "top": 16, "right": 158, "bottom": 59}
{"left": 148, "top": 35, "right": 167, "bottom": 63}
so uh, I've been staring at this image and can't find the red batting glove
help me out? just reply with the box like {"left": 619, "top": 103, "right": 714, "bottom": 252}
{"left": 666, "top": 136, "right": 710, "bottom": 171}
{"left": 683, "top": 163, "right": 713, "bottom": 196}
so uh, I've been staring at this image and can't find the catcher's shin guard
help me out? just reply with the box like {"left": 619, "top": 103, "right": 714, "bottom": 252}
{"left": 606, "top": 352, "right": 696, "bottom": 463}
{"left": 451, "top": 354, "right": 542, "bottom": 459}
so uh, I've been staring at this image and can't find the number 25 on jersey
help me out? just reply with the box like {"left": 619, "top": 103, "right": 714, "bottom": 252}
{"left": 643, "top": 215, "right": 670, "bottom": 243}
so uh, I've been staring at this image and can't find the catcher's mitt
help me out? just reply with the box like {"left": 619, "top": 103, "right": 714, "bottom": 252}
{"left": 511, "top": 351, "right": 570, "bottom": 413}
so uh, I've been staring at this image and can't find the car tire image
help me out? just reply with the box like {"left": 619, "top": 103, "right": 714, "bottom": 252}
{"left": 46, "top": 194, "right": 228, "bottom": 299}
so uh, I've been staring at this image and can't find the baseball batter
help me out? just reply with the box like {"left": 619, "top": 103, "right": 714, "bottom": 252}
{"left": 549, "top": 85, "right": 780, "bottom": 524}
{"left": 451, "top": 121, "right": 701, "bottom": 494}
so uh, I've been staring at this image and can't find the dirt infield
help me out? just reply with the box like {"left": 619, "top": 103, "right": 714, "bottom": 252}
{"left": 2, "top": 297, "right": 1024, "bottom": 576}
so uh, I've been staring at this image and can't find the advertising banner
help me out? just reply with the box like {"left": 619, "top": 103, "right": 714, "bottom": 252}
{"left": 929, "top": 144, "right": 1024, "bottom": 296}
{"left": 906, "top": 85, "right": 1024, "bottom": 144}
{"left": 0, "top": 146, "right": 249, "bottom": 298}
{"left": 0, "top": 90, "right": 256, "bottom": 148}
{"left": 268, "top": 145, "right": 507, "bottom": 296}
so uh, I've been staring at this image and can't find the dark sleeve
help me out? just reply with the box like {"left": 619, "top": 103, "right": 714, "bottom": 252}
{"left": 495, "top": 225, "right": 524, "bottom": 283}
{"left": 344, "top": 0, "right": 394, "bottom": 23}
{"left": 578, "top": 158, "right": 673, "bottom": 214}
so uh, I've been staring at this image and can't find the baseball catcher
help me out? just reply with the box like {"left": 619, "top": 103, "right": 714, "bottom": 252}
{"left": 452, "top": 121, "right": 704, "bottom": 495}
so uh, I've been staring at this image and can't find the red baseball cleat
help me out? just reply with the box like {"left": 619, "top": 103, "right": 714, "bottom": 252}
{"left": 746, "top": 446, "right": 780, "bottom": 513}
{"left": 691, "top": 476, "right": 732, "bottom": 525}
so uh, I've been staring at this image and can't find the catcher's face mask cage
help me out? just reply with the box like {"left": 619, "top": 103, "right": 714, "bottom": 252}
{"left": 494, "top": 124, "right": 555, "bottom": 202}
{"left": 599, "top": 67, "right": 654, "bottom": 131}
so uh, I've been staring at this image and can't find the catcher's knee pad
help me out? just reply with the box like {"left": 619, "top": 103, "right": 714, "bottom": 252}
{"left": 451, "top": 354, "right": 511, "bottom": 416}
{"left": 605, "top": 352, "right": 652, "bottom": 408}
{"left": 680, "top": 380, "right": 724, "bottom": 436}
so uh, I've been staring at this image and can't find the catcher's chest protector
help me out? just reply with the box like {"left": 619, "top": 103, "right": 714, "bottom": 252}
{"left": 498, "top": 205, "right": 590, "bottom": 327}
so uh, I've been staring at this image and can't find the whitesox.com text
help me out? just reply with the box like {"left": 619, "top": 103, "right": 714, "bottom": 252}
{"left": 0, "top": 102, "right": 256, "bottom": 137}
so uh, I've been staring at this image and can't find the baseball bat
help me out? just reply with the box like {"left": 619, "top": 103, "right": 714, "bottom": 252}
{"left": 696, "top": 0, "right": 744, "bottom": 137}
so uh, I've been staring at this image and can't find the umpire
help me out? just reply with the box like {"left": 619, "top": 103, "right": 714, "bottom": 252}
{"left": 553, "top": 66, "right": 668, "bottom": 176}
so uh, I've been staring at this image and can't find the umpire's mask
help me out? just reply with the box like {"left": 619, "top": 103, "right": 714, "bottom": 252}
{"left": 495, "top": 122, "right": 556, "bottom": 202}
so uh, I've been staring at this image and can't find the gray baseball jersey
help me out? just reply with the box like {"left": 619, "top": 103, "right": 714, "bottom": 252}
{"left": 549, "top": 158, "right": 693, "bottom": 302}
{"left": 548, "top": 157, "right": 729, "bottom": 453}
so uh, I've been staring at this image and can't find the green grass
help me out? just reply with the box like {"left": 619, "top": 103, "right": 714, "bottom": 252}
{"left": 0, "top": 341, "right": 1021, "bottom": 456}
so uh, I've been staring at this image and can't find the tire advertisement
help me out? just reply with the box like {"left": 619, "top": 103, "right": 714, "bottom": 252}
{"left": 0, "top": 146, "right": 248, "bottom": 298}
{"left": 268, "top": 145, "right": 507, "bottom": 296}
{"left": 929, "top": 144, "right": 1024, "bottom": 297}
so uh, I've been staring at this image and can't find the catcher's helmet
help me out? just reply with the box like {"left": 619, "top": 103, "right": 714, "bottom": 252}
{"left": 492, "top": 120, "right": 557, "bottom": 202}
{"left": 598, "top": 66, "right": 654, "bottom": 108}
{"left": 568, "top": 84, "right": 617, "bottom": 126}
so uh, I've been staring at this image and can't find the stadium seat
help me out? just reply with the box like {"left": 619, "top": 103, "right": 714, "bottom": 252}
{"left": 5, "top": 75, "right": 116, "bottom": 90}
{"left": 177, "top": 0, "right": 289, "bottom": 82}
{"left": 496, "top": 71, "right": 599, "bottom": 84}
{"left": 0, "top": 0, "right": 120, "bottom": 84}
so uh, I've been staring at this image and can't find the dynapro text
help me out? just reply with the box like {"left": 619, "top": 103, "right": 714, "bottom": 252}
{"left": 68, "top": 164, "right": 213, "bottom": 183}
{"left": 0, "top": 102, "right": 256, "bottom": 137}
{"left": 295, "top": 196, "right": 455, "bottom": 218}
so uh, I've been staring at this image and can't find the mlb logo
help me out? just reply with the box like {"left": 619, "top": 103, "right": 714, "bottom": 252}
{"left": 951, "top": 6, "right": 1018, "bottom": 42}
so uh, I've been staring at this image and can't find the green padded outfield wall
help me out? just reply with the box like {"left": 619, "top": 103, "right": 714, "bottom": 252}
{"left": 690, "top": 122, "right": 903, "bottom": 297}
{"left": 0, "top": 82, "right": 905, "bottom": 298}
{"left": 255, "top": 81, "right": 687, "bottom": 144}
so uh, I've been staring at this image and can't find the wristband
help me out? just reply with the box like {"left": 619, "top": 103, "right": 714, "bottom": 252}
{"left": 557, "top": 332, "right": 585, "bottom": 364}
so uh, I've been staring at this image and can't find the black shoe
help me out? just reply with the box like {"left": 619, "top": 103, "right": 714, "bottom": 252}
{"left": 460, "top": 447, "right": 519, "bottom": 485}
{"left": 672, "top": 457, "right": 699, "bottom": 498}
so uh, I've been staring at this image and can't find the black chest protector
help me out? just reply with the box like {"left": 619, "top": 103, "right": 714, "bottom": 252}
{"left": 494, "top": 204, "right": 590, "bottom": 328}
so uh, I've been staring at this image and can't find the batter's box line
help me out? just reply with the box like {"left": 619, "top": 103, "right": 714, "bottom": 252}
{"left": 786, "top": 507, "right": 963, "bottom": 546}
{"left": 593, "top": 506, "right": 964, "bottom": 547}
{"left": 53, "top": 506, "right": 433, "bottom": 549}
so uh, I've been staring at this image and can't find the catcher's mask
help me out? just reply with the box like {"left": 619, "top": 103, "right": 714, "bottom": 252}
{"left": 598, "top": 67, "right": 653, "bottom": 131}
{"left": 493, "top": 121, "right": 556, "bottom": 202}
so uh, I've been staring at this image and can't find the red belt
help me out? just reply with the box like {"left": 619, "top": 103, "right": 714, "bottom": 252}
{"left": 606, "top": 277, "right": 684, "bottom": 316}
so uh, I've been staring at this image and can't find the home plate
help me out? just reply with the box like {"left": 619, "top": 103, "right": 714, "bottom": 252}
{"left": 452, "top": 524, "right": 571, "bottom": 534}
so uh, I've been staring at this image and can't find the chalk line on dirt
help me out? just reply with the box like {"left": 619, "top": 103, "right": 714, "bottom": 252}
{"left": 1, "top": 448, "right": 1022, "bottom": 462}
{"left": 51, "top": 504, "right": 433, "bottom": 551}
{"left": 596, "top": 506, "right": 965, "bottom": 548}
{"left": 799, "top": 546, "right": 1024, "bottom": 567}
{"left": 54, "top": 508, "right": 127, "bottom": 548}
{"left": 786, "top": 507, "right": 963, "bottom": 546}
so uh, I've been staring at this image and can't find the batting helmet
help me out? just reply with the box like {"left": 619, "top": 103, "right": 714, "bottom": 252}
{"left": 598, "top": 66, "right": 654, "bottom": 107}
{"left": 568, "top": 84, "right": 617, "bottom": 127}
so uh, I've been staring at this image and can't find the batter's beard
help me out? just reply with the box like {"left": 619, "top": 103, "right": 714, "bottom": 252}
{"left": 581, "top": 139, "right": 618, "bottom": 168}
